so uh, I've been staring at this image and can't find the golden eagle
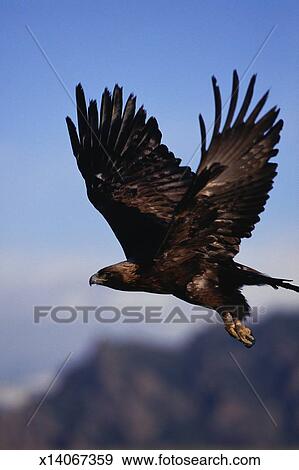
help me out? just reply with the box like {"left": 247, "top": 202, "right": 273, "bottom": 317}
{"left": 66, "top": 71, "right": 298, "bottom": 347}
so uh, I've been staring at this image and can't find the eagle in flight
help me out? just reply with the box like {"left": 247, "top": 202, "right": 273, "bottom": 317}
{"left": 66, "top": 71, "right": 298, "bottom": 348}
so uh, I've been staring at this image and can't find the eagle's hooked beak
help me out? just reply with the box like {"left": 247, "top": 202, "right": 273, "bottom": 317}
{"left": 89, "top": 272, "right": 110, "bottom": 286}
{"left": 89, "top": 273, "right": 99, "bottom": 286}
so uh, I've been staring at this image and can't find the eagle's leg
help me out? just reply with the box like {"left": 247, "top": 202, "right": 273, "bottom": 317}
{"left": 222, "top": 312, "right": 255, "bottom": 348}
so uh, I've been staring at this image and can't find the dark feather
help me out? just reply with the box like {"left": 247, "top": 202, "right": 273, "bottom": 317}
{"left": 211, "top": 76, "right": 222, "bottom": 140}
{"left": 234, "top": 74, "right": 256, "bottom": 125}
{"left": 223, "top": 69, "right": 239, "bottom": 131}
{"left": 76, "top": 84, "right": 89, "bottom": 144}
{"left": 199, "top": 113, "right": 206, "bottom": 155}
{"left": 99, "top": 88, "right": 112, "bottom": 146}
{"left": 107, "top": 85, "right": 123, "bottom": 148}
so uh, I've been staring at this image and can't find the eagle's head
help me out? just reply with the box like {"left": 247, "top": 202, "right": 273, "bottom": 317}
{"left": 89, "top": 261, "right": 140, "bottom": 291}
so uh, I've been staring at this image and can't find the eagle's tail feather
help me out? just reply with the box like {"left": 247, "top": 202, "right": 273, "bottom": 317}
{"left": 235, "top": 263, "right": 299, "bottom": 293}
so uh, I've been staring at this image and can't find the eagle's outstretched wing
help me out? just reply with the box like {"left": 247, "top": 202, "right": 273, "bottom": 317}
{"left": 155, "top": 71, "right": 283, "bottom": 275}
{"left": 66, "top": 84, "right": 193, "bottom": 262}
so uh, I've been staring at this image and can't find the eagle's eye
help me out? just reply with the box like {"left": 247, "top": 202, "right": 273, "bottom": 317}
{"left": 99, "top": 271, "right": 112, "bottom": 282}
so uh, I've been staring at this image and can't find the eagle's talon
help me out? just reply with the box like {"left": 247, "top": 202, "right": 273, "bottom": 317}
{"left": 235, "top": 322, "right": 255, "bottom": 348}
{"left": 223, "top": 315, "right": 255, "bottom": 347}
{"left": 225, "top": 324, "right": 239, "bottom": 340}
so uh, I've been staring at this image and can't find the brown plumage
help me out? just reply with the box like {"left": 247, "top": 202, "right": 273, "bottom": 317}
{"left": 66, "top": 71, "right": 298, "bottom": 348}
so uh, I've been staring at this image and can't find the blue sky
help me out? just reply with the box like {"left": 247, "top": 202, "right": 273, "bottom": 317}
{"left": 1, "top": 1, "right": 298, "bottom": 388}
